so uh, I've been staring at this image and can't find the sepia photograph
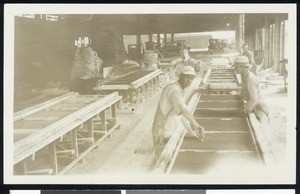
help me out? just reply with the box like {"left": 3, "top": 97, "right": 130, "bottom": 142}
{"left": 4, "top": 4, "right": 296, "bottom": 184}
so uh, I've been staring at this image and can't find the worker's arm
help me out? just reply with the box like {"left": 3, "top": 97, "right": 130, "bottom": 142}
{"left": 171, "top": 90, "right": 204, "bottom": 130}
{"left": 244, "top": 76, "right": 258, "bottom": 112}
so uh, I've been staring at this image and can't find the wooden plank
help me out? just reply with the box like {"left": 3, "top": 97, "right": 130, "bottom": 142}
{"left": 94, "top": 84, "right": 130, "bottom": 91}
{"left": 50, "top": 107, "right": 80, "bottom": 111}
{"left": 14, "top": 128, "right": 41, "bottom": 134}
{"left": 202, "top": 131, "right": 249, "bottom": 134}
{"left": 170, "top": 58, "right": 183, "bottom": 65}
{"left": 14, "top": 92, "right": 122, "bottom": 164}
{"left": 153, "top": 123, "right": 186, "bottom": 174}
{"left": 179, "top": 149, "right": 255, "bottom": 154}
{"left": 22, "top": 116, "right": 60, "bottom": 121}
{"left": 71, "top": 129, "right": 78, "bottom": 158}
{"left": 25, "top": 168, "right": 53, "bottom": 175}
{"left": 14, "top": 92, "right": 78, "bottom": 122}
{"left": 101, "top": 110, "right": 107, "bottom": 135}
{"left": 48, "top": 142, "right": 58, "bottom": 175}
{"left": 130, "top": 69, "right": 162, "bottom": 89}
{"left": 194, "top": 117, "right": 243, "bottom": 121}
{"left": 247, "top": 112, "right": 276, "bottom": 166}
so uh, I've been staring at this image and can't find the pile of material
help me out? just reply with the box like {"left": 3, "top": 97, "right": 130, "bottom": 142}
{"left": 101, "top": 27, "right": 127, "bottom": 67}
{"left": 97, "top": 59, "right": 141, "bottom": 85}
{"left": 70, "top": 46, "right": 103, "bottom": 80}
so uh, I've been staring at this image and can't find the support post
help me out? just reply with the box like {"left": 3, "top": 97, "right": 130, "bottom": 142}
{"left": 263, "top": 16, "right": 270, "bottom": 70}
{"left": 112, "top": 103, "right": 117, "bottom": 125}
{"left": 71, "top": 129, "right": 78, "bottom": 158}
{"left": 235, "top": 14, "right": 245, "bottom": 52}
{"left": 101, "top": 110, "right": 109, "bottom": 138}
{"left": 48, "top": 142, "right": 58, "bottom": 175}
{"left": 157, "top": 34, "right": 161, "bottom": 48}
{"left": 136, "top": 34, "right": 142, "bottom": 57}
{"left": 274, "top": 16, "right": 281, "bottom": 73}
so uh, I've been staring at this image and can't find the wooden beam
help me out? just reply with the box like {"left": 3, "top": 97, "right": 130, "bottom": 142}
{"left": 247, "top": 112, "right": 277, "bottom": 166}
{"left": 48, "top": 142, "right": 58, "bottom": 175}
{"left": 14, "top": 128, "right": 41, "bottom": 134}
{"left": 22, "top": 116, "right": 60, "bottom": 121}
{"left": 179, "top": 149, "right": 254, "bottom": 154}
{"left": 130, "top": 69, "right": 162, "bottom": 89}
{"left": 94, "top": 84, "right": 130, "bottom": 91}
{"left": 14, "top": 92, "right": 78, "bottom": 122}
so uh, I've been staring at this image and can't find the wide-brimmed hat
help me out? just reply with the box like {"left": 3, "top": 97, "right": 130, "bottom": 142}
{"left": 180, "top": 65, "right": 197, "bottom": 77}
{"left": 233, "top": 56, "right": 252, "bottom": 68}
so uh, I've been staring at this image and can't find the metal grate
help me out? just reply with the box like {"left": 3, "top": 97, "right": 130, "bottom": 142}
{"left": 196, "top": 118, "right": 248, "bottom": 131}
{"left": 194, "top": 108, "right": 243, "bottom": 118}
{"left": 200, "top": 95, "right": 240, "bottom": 101}
{"left": 197, "top": 101, "right": 242, "bottom": 108}
{"left": 181, "top": 133, "right": 255, "bottom": 151}
{"left": 171, "top": 151, "right": 260, "bottom": 174}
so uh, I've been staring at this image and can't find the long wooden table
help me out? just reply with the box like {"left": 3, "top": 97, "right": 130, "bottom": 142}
{"left": 94, "top": 69, "right": 162, "bottom": 105}
{"left": 14, "top": 92, "right": 122, "bottom": 175}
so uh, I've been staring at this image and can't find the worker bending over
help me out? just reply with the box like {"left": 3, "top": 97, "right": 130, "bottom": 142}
{"left": 152, "top": 66, "right": 205, "bottom": 162}
{"left": 234, "top": 56, "right": 269, "bottom": 124}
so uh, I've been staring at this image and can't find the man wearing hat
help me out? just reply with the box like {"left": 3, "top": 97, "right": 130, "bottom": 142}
{"left": 234, "top": 56, "right": 269, "bottom": 123}
{"left": 152, "top": 65, "right": 205, "bottom": 162}
{"left": 242, "top": 44, "right": 257, "bottom": 75}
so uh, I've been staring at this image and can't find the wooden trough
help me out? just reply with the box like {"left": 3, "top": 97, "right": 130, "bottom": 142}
{"left": 153, "top": 67, "right": 268, "bottom": 174}
{"left": 94, "top": 69, "right": 162, "bottom": 105}
{"left": 13, "top": 92, "right": 122, "bottom": 175}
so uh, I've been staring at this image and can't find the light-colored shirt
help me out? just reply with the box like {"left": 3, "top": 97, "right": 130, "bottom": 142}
{"left": 242, "top": 50, "right": 257, "bottom": 75}
{"left": 153, "top": 82, "right": 188, "bottom": 139}
{"left": 241, "top": 70, "right": 261, "bottom": 111}
{"left": 159, "top": 82, "right": 186, "bottom": 116}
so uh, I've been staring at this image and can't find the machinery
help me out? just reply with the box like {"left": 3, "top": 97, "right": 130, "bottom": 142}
{"left": 208, "top": 39, "right": 228, "bottom": 53}
{"left": 158, "top": 40, "right": 190, "bottom": 58}
{"left": 127, "top": 44, "right": 141, "bottom": 61}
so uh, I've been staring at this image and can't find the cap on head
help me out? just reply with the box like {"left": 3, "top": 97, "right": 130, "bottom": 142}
{"left": 234, "top": 56, "right": 252, "bottom": 68}
{"left": 180, "top": 65, "right": 196, "bottom": 77}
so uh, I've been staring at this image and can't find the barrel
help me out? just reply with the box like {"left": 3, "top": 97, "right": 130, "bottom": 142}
{"left": 143, "top": 51, "right": 158, "bottom": 65}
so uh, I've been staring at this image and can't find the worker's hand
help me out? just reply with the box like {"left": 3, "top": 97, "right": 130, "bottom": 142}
{"left": 190, "top": 123, "right": 205, "bottom": 141}
{"left": 195, "top": 125, "right": 205, "bottom": 141}
{"left": 195, "top": 86, "right": 206, "bottom": 93}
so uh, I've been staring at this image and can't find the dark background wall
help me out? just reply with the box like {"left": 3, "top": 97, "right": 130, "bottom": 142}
{"left": 14, "top": 16, "right": 125, "bottom": 89}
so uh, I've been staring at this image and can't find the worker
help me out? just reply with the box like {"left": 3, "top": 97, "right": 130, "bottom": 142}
{"left": 178, "top": 48, "right": 202, "bottom": 73}
{"left": 234, "top": 56, "right": 269, "bottom": 124}
{"left": 152, "top": 66, "right": 205, "bottom": 162}
{"left": 242, "top": 44, "right": 257, "bottom": 75}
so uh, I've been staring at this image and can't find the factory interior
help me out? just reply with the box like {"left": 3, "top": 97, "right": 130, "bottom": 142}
{"left": 10, "top": 12, "right": 293, "bottom": 176}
